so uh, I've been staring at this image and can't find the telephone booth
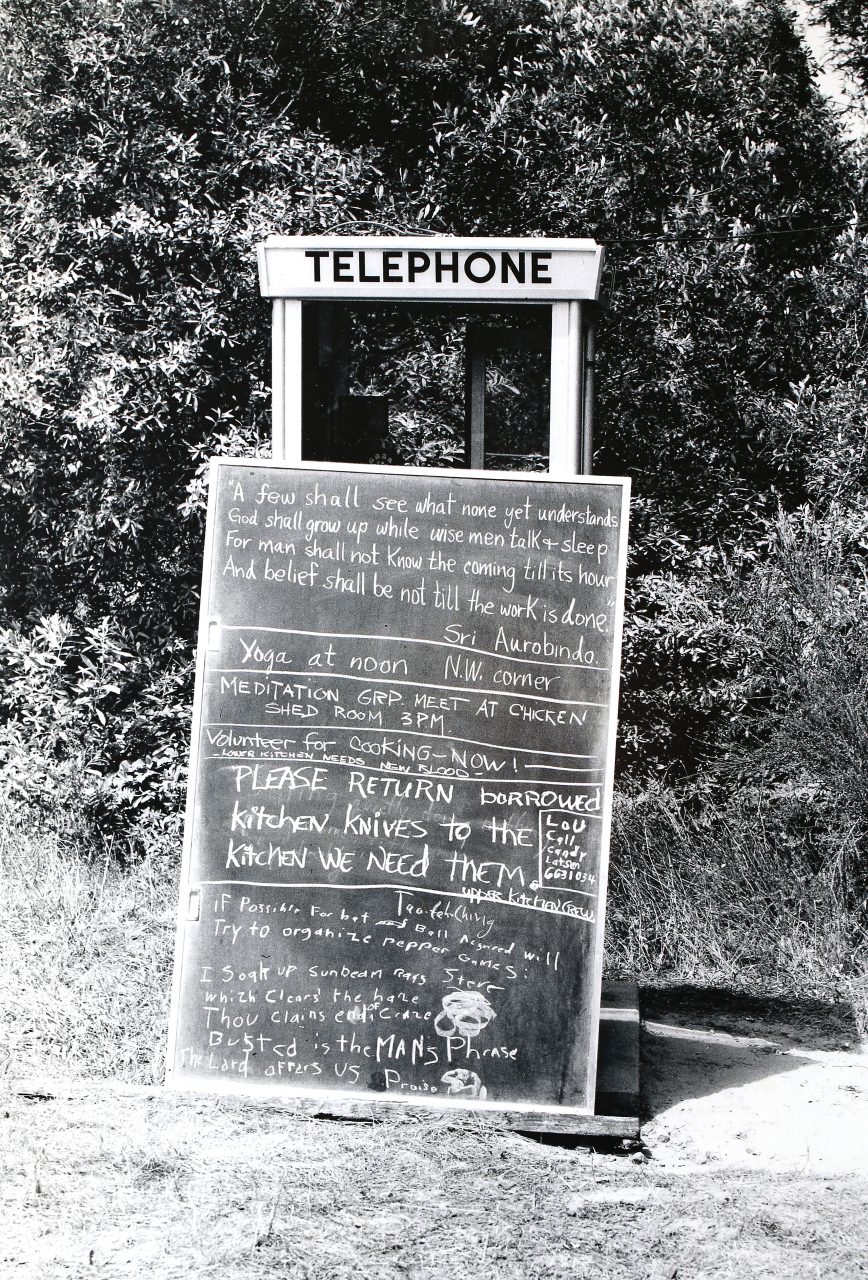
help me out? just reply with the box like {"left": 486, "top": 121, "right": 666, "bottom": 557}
{"left": 257, "top": 236, "right": 604, "bottom": 477}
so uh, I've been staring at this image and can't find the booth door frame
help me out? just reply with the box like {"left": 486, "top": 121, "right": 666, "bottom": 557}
{"left": 465, "top": 321, "right": 549, "bottom": 470}
{"left": 270, "top": 299, "right": 595, "bottom": 476}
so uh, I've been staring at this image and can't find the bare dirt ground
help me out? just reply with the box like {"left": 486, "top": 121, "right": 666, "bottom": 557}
{"left": 2, "top": 989, "right": 867, "bottom": 1280}
{"left": 641, "top": 986, "right": 868, "bottom": 1176}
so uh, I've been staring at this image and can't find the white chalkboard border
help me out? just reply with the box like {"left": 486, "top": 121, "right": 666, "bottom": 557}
{"left": 166, "top": 459, "right": 631, "bottom": 1130}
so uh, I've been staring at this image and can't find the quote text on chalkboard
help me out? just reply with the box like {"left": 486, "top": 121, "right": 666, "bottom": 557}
{"left": 167, "top": 461, "right": 629, "bottom": 1118}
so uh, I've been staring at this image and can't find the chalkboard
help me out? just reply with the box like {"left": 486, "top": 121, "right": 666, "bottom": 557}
{"left": 166, "top": 460, "right": 630, "bottom": 1125}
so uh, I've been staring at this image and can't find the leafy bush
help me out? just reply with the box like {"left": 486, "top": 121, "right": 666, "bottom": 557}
{"left": 0, "top": 0, "right": 396, "bottom": 837}
{"left": 0, "top": 614, "right": 190, "bottom": 848}
{"left": 717, "top": 504, "right": 868, "bottom": 873}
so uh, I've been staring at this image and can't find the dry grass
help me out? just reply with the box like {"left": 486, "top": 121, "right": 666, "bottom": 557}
{"left": 0, "top": 823, "right": 178, "bottom": 1083}
{"left": 3, "top": 1082, "right": 868, "bottom": 1280}
{"left": 606, "top": 787, "right": 868, "bottom": 1030}
{"left": 3, "top": 815, "right": 867, "bottom": 1277}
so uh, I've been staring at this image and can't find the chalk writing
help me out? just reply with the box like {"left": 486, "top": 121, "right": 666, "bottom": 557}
{"left": 168, "top": 462, "right": 629, "bottom": 1115}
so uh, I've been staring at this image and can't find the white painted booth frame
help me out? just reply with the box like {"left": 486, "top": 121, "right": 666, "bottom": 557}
{"left": 257, "top": 235, "right": 605, "bottom": 477}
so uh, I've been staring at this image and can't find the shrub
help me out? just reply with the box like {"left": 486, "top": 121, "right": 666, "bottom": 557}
{"left": 0, "top": 614, "right": 190, "bottom": 848}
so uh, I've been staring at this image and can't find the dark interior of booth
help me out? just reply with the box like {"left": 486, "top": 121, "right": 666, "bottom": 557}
{"left": 300, "top": 302, "right": 551, "bottom": 471}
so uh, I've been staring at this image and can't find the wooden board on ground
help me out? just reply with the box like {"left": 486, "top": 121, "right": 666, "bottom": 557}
{"left": 167, "top": 461, "right": 630, "bottom": 1130}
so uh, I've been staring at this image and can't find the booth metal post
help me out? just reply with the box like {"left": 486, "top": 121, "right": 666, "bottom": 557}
{"left": 271, "top": 299, "right": 303, "bottom": 462}
{"left": 466, "top": 338, "right": 487, "bottom": 471}
{"left": 548, "top": 300, "right": 586, "bottom": 477}
{"left": 581, "top": 311, "right": 596, "bottom": 476}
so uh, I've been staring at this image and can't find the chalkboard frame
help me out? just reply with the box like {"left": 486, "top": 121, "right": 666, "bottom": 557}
{"left": 166, "top": 459, "right": 630, "bottom": 1129}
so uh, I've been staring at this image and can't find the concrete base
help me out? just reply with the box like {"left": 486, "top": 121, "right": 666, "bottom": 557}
{"left": 595, "top": 979, "right": 641, "bottom": 1124}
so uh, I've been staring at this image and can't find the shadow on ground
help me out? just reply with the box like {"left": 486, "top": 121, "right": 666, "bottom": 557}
{"left": 639, "top": 984, "right": 860, "bottom": 1119}
{"left": 641, "top": 984, "right": 860, "bottom": 1050}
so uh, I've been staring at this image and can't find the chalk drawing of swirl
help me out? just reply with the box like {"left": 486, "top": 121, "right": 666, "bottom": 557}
{"left": 433, "top": 991, "right": 496, "bottom": 1040}
{"left": 441, "top": 1069, "right": 487, "bottom": 1100}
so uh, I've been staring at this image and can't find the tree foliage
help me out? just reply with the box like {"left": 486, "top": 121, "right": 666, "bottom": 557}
{"left": 810, "top": 0, "right": 868, "bottom": 93}
{"left": 0, "top": 0, "right": 866, "bottom": 848}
